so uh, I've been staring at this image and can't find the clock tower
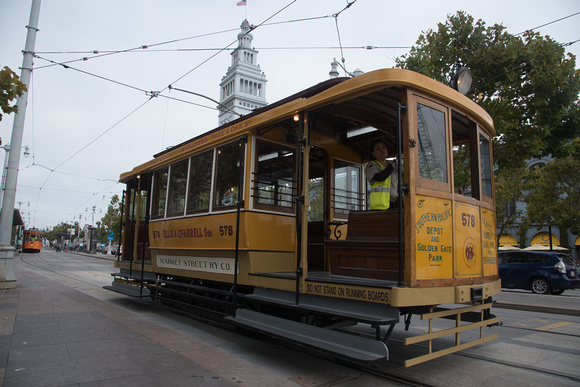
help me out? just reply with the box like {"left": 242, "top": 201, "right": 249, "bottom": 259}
{"left": 218, "top": 20, "right": 268, "bottom": 125}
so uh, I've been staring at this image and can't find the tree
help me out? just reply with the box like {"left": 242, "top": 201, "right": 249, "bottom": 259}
{"left": 0, "top": 66, "right": 27, "bottom": 121}
{"left": 43, "top": 222, "right": 75, "bottom": 243}
{"left": 100, "top": 195, "right": 121, "bottom": 243}
{"left": 396, "top": 11, "right": 580, "bottom": 171}
{"left": 494, "top": 166, "right": 528, "bottom": 240}
{"left": 524, "top": 145, "right": 580, "bottom": 245}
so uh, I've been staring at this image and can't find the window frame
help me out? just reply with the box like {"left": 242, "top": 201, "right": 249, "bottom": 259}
{"left": 166, "top": 159, "right": 189, "bottom": 218}
{"left": 212, "top": 140, "right": 244, "bottom": 212}
{"left": 252, "top": 138, "right": 297, "bottom": 214}
{"left": 415, "top": 96, "right": 451, "bottom": 193}
{"left": 478, "top": 129, "right": 494, "bottom": 204}
{"left": 186, "top": 149, "right": 214, "bottom": 215}
{"left": 150, "top": 167, "right": 168, "bottom": 220}
{"left": 332, "top": 158, "right": 363, "bottom": 220}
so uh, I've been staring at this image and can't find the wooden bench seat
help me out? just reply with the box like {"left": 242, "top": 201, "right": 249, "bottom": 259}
{"left": 326, "top": 209, "right": 402, "bottom": 281}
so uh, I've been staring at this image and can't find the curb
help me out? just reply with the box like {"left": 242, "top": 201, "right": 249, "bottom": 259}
{"left": 493, "top": 301, "right": 580, "bottom": 317}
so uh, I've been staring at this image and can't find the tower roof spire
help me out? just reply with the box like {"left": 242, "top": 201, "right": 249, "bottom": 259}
{"left": 218, "top": 20, "right": 268, "bottom": 126}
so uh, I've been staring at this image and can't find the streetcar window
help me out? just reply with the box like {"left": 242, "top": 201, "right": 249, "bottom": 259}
{"left": 452, "top": 112, "right": 479, "bottom": 198}
{"left": 333, "top": 160, "right": 362, "bottom": 219}
{"left": 151, "top": 167, "right": 168, "bottom": 219}
{"left": 253, "top": 140, "right": 295, "bottom": 212}
{"left": 417, "top": 103, "right": 448, "bottom": 183}
{"left": 166, "top": 159, "right": 188, "bottom": 217}
{"left": 129, "top": 188, "right": 148, "bottom": 221}
{"left": 309, "top": 177, "right": 324, "bottom": 221}
{"left": 213, "top": 141, "right": 242, "bottom": 210}
{"left": 186, "top": 150, "right": 213, "bottom": 214}
{"left": 308, "top": 147, "right": 326, "bottom": 222}
{"left": 480, "top": 134, "right": 493, "bottom": 198}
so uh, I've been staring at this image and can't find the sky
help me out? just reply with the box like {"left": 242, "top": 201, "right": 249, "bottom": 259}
{"left": 0, "top": 0, "right": 579, "bottom": 231}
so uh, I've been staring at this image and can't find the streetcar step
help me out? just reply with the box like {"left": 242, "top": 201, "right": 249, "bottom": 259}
{"left": 103, "top": 281, "right": 151, "bottom": 297}
{"left": 226, "top": 308, "right": 389, "bottom": 361}
{"left": 111, "top": 269, "right": 158, "bottom": 281}
{"left": 245, "top": 288, "right": 399, "bottom": 325}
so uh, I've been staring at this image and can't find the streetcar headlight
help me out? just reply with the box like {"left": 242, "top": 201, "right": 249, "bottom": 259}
{"left": 451, "top": 66, "right": 473, "bottom": 95}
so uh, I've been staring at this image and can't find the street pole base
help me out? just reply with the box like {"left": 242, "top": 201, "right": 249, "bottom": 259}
{"left": 0, "top": 244, "right": 18, "bottom": 288}
{"left": 0, "top": 279, "right": 17, "bottom": 289}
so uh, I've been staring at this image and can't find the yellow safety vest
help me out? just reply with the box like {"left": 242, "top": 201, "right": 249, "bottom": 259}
{"left": 369, "top": 160, "right": 391, "bottom": 210}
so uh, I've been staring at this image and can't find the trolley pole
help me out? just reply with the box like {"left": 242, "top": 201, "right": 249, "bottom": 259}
{"left": 0, "top": 0, "right": 41, "bottom": 289}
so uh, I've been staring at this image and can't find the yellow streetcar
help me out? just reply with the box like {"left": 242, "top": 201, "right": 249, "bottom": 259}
{"left": 106, "top": 68, "right": 500, "bottom": 367}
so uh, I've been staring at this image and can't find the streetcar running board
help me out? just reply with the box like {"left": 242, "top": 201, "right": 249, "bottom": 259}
{"left": 226, "top": 308, "right": 389, "bottom": 362}
{"left": 103, "top": 281, "right": 151, "bottom": 298}
{"left": 246, "top": 288, "right": 399, "bottom": 326}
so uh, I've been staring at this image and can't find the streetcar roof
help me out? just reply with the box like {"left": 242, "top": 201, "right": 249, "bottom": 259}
{"left": 120, "top": 68, "right": 494, "bottom": 182}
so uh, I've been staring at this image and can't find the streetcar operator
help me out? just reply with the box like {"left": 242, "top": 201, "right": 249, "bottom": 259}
{"left": 365, "top": 139, "right": 400, "bottom": 210}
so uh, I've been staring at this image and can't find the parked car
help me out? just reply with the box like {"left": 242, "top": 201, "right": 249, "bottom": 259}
{"left": 499, "top": 250, "right": 580, "bottom": 295}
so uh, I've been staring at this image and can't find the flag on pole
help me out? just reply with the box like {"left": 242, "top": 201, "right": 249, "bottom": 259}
{"left": 237, "top": 0, "right": 246, "bottom": 6}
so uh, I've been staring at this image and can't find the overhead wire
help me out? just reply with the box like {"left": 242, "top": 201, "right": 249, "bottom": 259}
{"left": 18, "top": 184, "right": 119, "bottom": 195}
{"left": 33, "top": 27, "right": 241, "bottom": 70}
{"left": 36, "top": 45, "right": 412, "bottom": 54}
{"left": 20, "top": 163, "right": 118, "bottom": 183}
{"left": 514, "top": 11, "right": 580, "bottom": 36}
{"left": 34, "top": 54, "right": 149, "bottom": 94}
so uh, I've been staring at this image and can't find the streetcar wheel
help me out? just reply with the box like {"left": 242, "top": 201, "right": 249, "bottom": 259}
{"left": 550, "top": 289, "right": 565, "bottom": 295}
{"left": 530, "top": 278, "right": 550, "bottom": 294}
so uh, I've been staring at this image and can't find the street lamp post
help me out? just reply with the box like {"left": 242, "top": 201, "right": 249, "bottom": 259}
{"left": 1, "top": 144, "right": 30, "bottom": 207}
{"left": 0, "top": 0, "right": 41, "bottom": 289}
{"left": 86, "top": 206, "right": 98, "bottom": 227}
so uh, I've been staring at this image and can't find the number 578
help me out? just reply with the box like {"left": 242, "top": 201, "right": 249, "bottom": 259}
{"left": 462, "top": 213, "right": 475, "bottom": 227}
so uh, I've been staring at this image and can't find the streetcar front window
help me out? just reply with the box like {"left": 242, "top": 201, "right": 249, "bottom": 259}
{"left": 213, "top": 141, "right": 242, "bottom": 210}
{"left": 480, "top": 134, "right": 493, "bottom": 198}
{"left": 417, "top": 103, "right": 448, "bottom": 183}
{"left": 452, "top": 112, "right": 478, "bottom": 198}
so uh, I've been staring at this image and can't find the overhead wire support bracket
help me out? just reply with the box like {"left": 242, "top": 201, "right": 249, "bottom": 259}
{"left": 146, "top": 91, "right": 160, "bottom": 99}
{"left": 332, "top": 0, "right": 358, "bottom": 77}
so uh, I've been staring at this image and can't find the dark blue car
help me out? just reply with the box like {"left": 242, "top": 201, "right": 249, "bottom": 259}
{"left": 499, "top": 251, "right": 580, "bottom": 295}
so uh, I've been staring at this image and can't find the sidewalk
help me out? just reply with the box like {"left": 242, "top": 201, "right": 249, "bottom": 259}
{"left": 0, "top": 260, "right": 297, "bottom": 386}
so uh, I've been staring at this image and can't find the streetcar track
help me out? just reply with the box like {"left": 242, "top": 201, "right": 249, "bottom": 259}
{"left": 17, "top": 252, "right": 112, "bottom": 290}
{"left": 499, "top": 323, "right": 580, "bottom": 338}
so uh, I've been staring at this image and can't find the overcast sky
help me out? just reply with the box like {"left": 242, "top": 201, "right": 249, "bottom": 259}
{"left": 1, "top": 0, "right": 578, "bottom": 230}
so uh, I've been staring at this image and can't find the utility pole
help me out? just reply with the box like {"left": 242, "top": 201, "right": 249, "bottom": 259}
{"left": 0, "top": 0, "right": 41, "bottom": 289}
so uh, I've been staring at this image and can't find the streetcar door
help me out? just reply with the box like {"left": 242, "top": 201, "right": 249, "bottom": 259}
{"left": 121, "top": 174, "right": 151, "bottom": 263}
